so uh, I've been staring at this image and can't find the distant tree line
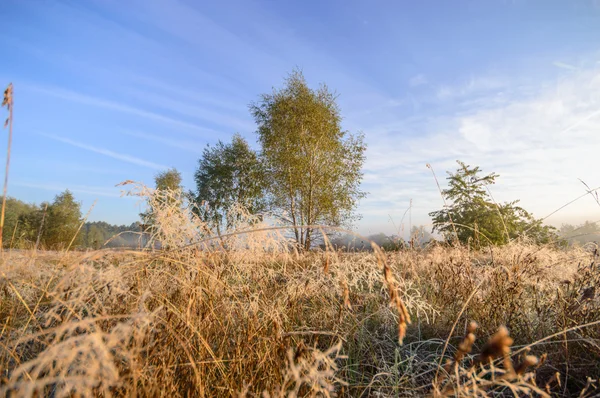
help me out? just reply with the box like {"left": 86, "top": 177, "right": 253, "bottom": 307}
{"left": 2, "top": 192, "right": 141, "bottom": 250}
{"left": 327, "top": 225, "right": 434, "bottom": 252}
{"left": 558, "top": 221, "right": 600, "bottom": 246}
{"left": 2, "top": 191, "right": 82, "bottom": 250}
{"left": 82, "top": 221, "right": 142, "bottom": 249}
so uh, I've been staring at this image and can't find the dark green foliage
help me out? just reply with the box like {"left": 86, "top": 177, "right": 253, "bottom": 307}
{"left": 19, "top": 203, "right": 47, "bottom": 247}
{"left": 194, "top": 134, "right": 266, "bottom": 234}
{"left": 42, "top": 190, "right": 83, "bottom": 250}
{"left": 1, "top": 191, "right": 83, "bottom": 250}
{"left": 1, "top": 197, "right": 39, "bottom": 248}
{"left": 250, "top": 70, "right": 367, "bottom": 250}
{"left": 1, "top": 193, "right": 142, "bottom": 250}
{"left": 429, "top": 161, "right": 556, "bottom": 247}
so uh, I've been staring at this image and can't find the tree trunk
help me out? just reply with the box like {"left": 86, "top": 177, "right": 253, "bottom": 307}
{"left": 287, "top": 167, "right": 300, "bottom": 248}
{"left": 304, "top": 228, "right": 312, "bottom": 251}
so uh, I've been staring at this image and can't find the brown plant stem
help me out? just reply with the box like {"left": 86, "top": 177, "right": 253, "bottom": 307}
{"left": 0, "top": 83, "right": 14, "bottom": 252}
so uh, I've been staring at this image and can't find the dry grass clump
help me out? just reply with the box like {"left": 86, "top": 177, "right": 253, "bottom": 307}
{"left": 434, "top": 325, "right": 548, "bottom": 397}
{"left": 0, "top": 184, "right": 598, "bottom": 396}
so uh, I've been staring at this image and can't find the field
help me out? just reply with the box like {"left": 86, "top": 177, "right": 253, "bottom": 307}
{"left": 0, "top": 186, "right": 597, "bottom": 397}
{"left": 1, "top": 225, "right": 599, "bottom": 397}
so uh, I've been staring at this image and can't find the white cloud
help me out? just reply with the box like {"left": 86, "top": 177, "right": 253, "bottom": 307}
{"left": 41, "top": 133, "right": 169, "bottom": 170}
{"left": 359, "top": 68, "right": 600, "bottom": 233}
{"left": 409, "top": 74, "right": 428, "bottom": 87}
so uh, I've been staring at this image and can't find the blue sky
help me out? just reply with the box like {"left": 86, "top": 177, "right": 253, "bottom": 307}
{"left": 1, "top": 0, "right": 600, "bottom": 235}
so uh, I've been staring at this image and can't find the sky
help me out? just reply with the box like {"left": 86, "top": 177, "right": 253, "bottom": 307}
{"left": 1, "top": 0, "right": 600, "bottom": 236}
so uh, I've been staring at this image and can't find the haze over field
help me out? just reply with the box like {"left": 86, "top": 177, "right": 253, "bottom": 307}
{"left": 1, "top": 0, "right": 600, "bottom": 234}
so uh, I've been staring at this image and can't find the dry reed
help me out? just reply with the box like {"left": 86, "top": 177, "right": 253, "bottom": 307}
{"left": 0, "top": 183, "right": 598, "bottom": 397}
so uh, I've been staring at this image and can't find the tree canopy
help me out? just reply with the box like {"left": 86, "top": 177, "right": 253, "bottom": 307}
{"left": 141, "top": 168, "right": 183, "bottom": 231}
{"left": 194, "top": 134, "right": 266, "bottom": 235}
{"left": 155, "top": 168, "right": 183, "bottom": 192}
{"left": 429, "top": 161, "right": 556, "bottom": 248}
{"left": 3, "top": 190, "right": 84, "bottom": 250}
{"left": 1, "top": 197, "right": 39, "bottom": 248}
{"left": 42, "top": 190, "right": 83, "bottom": 250}
{"left": 250, "top": 70, "right": 366, "bottom": 250}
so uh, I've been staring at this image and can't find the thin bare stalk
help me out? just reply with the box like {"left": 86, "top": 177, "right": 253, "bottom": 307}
{"left": 64, "top": 199, "right": 97, "bottom": 253}
{"left": 34, "top": 203, "right": 48, "bottom": 252}
{"left": 427, "top": 163, "right": 460, "bottom": 245}
{"left": 433, "top": 279, "right": 485, "bottom": 386}
{"left": 0, "top": 83, "right": 14, "bottom": 252}
{"left": 485, "top": 186, "right": 511, "bottom": 243}
{"left": 9, "top": 218, "right": 18, "bottom": 250}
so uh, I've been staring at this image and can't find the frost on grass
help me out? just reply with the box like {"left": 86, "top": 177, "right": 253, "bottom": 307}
{"left": 0, "top": 182, "right": 597, "bottom": 396}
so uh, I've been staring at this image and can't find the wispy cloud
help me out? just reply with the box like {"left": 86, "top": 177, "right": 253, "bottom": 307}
{"left": 124, "top": 88, "right": 254, "bottom": 133}
{"left": 409, "top": 74, "right": 428, "bottom": 87}
{"left": 121, "top": 129, "right": 205, "bottom": 153}
{"left": 14, "top": 181, "right": 123, "bottom": 198}
{"left": 560, "top": 107, "right": 600, "bottom": 134}
{"left": 24, "top": 84, "right": 218, "bottom": 137}
{"left": 436, "top": 76, "right": 507, "bottom": 101}
{"left": 553, "top": 61, "right": 579, "bottom": 71}
{"left": 41, "top": 133, "right": 169, "bottom": 170}
{"left": 130, "top": 75, "right": 247, "bottom": 113}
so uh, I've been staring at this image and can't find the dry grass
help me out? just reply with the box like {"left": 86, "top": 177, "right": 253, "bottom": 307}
{"left": 0, "top": 184, "right": 598, "bottom": 397}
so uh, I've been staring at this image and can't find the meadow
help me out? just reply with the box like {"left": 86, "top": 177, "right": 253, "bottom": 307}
{"left": 0, "top": 184, "right": 598, "bottom": 397}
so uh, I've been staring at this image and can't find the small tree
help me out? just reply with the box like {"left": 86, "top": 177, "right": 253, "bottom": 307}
{"left": 141, "top": 168, "right": 183, "bottom": 231}
{"left": 429, "top": 161, "right": 555, "bottom": 247}
{"left": 250, "top": 70, "right": 367, "bottom": 250}
{"left": 194, "top": 134, "right": 266, "bottom": 236}
{"left": 43, "top": 190, "right": 83, "bottom": 250}
{"left": 155, "top": 168, "right": 183, "bottom": 192}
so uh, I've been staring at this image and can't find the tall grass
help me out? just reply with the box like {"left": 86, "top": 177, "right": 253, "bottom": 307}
{"left": 0, "top": 183, "right": 598, "bottom": 397}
